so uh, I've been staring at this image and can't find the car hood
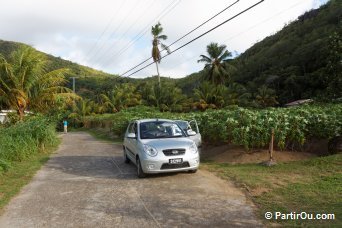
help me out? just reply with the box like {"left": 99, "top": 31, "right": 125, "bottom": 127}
{"left": 141, "top": 137, "right": 194, "bottom": 151}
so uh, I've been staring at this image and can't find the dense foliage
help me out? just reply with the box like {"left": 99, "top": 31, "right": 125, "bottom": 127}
{"left": 0, "top": 46, "right": 77, "bottom": 119}
{"left": 0, "top": 116, "right": 58, "bottom": 171}
{"left": 83, "top": 104, "right": 342, "bottom": 150}
{"left": 233, "top": 0, "right": 341, "bottom": 103}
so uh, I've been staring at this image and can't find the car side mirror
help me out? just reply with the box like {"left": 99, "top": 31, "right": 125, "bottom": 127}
{"left": 127, "top": 133, "right": 136, "bottom": 138}
{"left": 187, "top": 130, "right": 197, "bottom": 136}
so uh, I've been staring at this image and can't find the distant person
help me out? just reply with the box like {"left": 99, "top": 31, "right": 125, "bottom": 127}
{"left": 63, "top": 120, "right": 68, "bottom": 134}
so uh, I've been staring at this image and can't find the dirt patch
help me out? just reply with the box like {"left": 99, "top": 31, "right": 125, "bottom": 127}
{"left": 201, "top": 144, "right": 316, "bottom": 164}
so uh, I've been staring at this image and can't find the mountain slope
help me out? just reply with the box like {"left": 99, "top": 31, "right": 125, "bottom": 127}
{"left": 232, "top": 0, "right": 341, "bottom": 103}
{"left": 0, "top": 39, "right": 117, "bottom": 79}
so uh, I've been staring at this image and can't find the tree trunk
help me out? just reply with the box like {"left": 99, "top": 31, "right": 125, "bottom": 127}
{"left": 18, "top": 107, "right": 25, "bottom": 120}
{"left": 155, "top": 62, "right": 161, "bottom": 88}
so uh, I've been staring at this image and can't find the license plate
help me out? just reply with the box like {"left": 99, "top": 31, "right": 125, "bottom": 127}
{"left": 169, "top": 158, "right": 183, "bottom": 164}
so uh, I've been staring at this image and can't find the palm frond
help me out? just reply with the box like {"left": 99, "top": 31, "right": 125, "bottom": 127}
{"left": 160, "top": 43, "right": 170, "bottom": 54}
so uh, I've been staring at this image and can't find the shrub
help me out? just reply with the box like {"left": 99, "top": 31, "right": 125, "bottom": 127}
{"left": 0, "top": 116, "right": 58, "bottom": 172}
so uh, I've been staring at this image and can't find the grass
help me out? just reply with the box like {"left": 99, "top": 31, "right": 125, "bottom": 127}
{"left": 0, "top": 140, "right": 60, "bottom": 213}
{"left": 202, "top": 154, "right": 342, "bottom": 227}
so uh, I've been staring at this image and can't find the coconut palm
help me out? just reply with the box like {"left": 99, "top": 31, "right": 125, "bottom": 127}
{"left": 0, "top": 46, "right": 74, "bottom": 119}
{"left": 255, "top": 85, "right": 278, "bottom": 108}
{"left": 68, "top": 99, "right": 95, "bottom": 123}
{"left": 198, "top": 42, "right": 233, "bottom": 85}
{"left": 194, "top": 82, "right": 226, "bottom": 110}
{"left": 151, "top": 22, "right": 170, "bottom": 87}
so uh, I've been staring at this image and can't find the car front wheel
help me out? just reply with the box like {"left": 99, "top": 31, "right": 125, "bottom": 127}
{"left": 137, "top": 157, "right": 146, "bottom": 178}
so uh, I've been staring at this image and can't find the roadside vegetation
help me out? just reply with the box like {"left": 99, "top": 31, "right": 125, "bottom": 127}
{"left": 0, "top": 116, "right": 59, "bottom": 172}
{"left": 0, "top": 116, "right": 60, "bottom": 211}
{"left": 0, "top": 45, "right": 66, "bottom": 210}
{"left": 203, "top": 155, "right": 342, "bottom": 226}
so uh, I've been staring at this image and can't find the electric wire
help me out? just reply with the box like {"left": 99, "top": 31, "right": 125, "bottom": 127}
{"left": 167, "top": 0, "right": 307, "bottom": 71}
{"left": 83, "top": 0, "right": 126, "bottom": 63}
{"left": 124, "top": 0, "right": 264, "bottom": 77}
{"left": 87, "top": 0, "right": 143, "bottom": 63}
{"left": 120, "top": 0, "right": 240, "bottom": 76}
{"left": 103, "top": 0, "right": 182, "bottom": 67}
{"left": 94, "top": 0, "right": 159, "bottom": 65}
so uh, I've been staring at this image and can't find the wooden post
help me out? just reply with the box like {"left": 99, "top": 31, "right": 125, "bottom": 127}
{"left": 269, "top": 128, "right": 274, "bottom": 161}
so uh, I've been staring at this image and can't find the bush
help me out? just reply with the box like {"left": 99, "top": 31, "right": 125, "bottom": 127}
{"left": 0, "top": 116, "right": 58, "bottom": 172}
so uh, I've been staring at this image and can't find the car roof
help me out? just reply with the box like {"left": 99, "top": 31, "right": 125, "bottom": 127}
{"left": 134, "top": 119, "right": 176, "bottom": 123}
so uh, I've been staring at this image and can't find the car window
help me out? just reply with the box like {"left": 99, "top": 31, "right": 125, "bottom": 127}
{"left": 140, "top": 121, "right": 185, "bottom": 139}
{"left": 175, "top": 121, "right": 190, "bottom": 131}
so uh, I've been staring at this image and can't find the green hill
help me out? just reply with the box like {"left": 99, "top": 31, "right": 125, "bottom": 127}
{"left": 232, "top": 0, "right": 341, "bottom": 103}
{"left": 0, "top": 39, "right": 117, "bottom": 79}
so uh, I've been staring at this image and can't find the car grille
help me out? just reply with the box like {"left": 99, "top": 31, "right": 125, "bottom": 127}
{"left": 161, "top": 162, "right": 190, "bottom": 170}
{"left": 162, "top": 149, "right": 186, "bottom": 156}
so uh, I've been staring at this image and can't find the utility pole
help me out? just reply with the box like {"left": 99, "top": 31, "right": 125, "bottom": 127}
{"left": 72, "top": 77, "right": 75, "bottom": 93}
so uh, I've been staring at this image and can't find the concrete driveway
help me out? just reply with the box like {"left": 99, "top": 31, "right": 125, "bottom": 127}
{"left": 0, "top": 132, "right": 262, "bottom": 227}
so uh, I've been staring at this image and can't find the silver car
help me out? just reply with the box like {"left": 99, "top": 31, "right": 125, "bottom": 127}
{"left": 123, "top": 119, "right": 200, "bottom": 178}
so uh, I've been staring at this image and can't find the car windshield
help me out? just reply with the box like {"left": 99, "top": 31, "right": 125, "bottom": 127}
{"left": 140, "top": 121, "right": 185, "bottom": 139}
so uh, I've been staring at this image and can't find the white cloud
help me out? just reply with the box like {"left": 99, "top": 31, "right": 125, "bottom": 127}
{"left": 0, "top": 0, "right": 329, "bottom": 78}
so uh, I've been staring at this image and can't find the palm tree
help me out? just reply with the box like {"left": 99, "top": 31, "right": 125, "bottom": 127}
{"left": 255, "top": 85, "right": 278, "bottom": 108}
{"left": 194, "top": 82, "right": 226, "bottom": 110}
{"left": 68, "top": 99, "right": 95, "bottom": 124}
{"left": 151, "top": 22, "right": 170, "bottom": 87}
{"left": 98, "top": 83, "right": 141, "bottom": 113}
{"left": 198, "top": 42, "right": 233, "bottom": 85}
{"left": 0, "top": 46, "right": 75, "bottom": 119}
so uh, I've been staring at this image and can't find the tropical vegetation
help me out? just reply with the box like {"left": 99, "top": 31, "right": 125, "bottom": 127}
{"left": 0, "top": 116, "right": 58, "bottom": 172}
{"left": 197, "top": 42, "right": 234, "bottom": 85}
{"left": 0, "top": 46, "right": 76, "bottom": 119}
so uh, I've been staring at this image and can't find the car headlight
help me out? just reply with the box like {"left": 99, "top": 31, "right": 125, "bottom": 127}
{"left": 189, "top": 142, "right": 198, "bottom": 154}
{"left": 143, "top": 144, "right": 158, "bottom": 157}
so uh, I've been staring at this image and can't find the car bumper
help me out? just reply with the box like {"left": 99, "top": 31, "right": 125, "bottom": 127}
{"left": 140, "top": 155, "right": 200, "bottom": 173}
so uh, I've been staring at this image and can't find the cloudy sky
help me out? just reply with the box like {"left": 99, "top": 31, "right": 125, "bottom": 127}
{"left": 0, "top": 0, "right": 328, "bottom": 78}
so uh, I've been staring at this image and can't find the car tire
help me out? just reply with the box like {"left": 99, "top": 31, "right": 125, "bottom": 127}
{"left": 137, "top": 157, "right": 146, "bottom": 178}
{"left": 188, "top": 169, "right": 197, "bottom": 173}
{"left": 123, "top": 147, "right": 130, "bottom": 164}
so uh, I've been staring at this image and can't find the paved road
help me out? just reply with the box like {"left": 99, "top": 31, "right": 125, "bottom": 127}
{"left": 0, "top": 132, "right": 262, "bottom": 227}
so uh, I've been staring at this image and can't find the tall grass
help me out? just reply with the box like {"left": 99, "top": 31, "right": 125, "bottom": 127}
{"left": 0, "top": 116, "right": 58, "bottom": 172}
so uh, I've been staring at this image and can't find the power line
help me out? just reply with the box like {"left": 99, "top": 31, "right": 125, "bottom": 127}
{"left": 120, "top": 0, "right": 240, "bottom": 76}
{"left": 124, "top": 0, "right": 265, "bottom": 77}
{"left": 94, "top": 0, "right": 159, "bottom": 65}
{"left": 100, "top": 0, "right": 181, "bottom": 68}
{"left": 167, "top": 0, "right": 307, "bottom": 70}
{"left": 104, "top": 0, "right": 182, "bottom": 67}
{"left": 83, "top": 0, "right": 126, "bottom": 63}
{"left": 87, "top": 0, "right": 143, "bottom": 63}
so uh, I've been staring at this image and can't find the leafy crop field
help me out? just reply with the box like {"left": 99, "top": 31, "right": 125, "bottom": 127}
{"left": 83, "top": 104, "right": 342, "bottom": 150}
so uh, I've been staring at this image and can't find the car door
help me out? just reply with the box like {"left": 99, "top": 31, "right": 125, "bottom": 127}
{"left": 125, "top": 122, "right": 138, "bottom": 162}
{"left": 189, "top": 120, "right": 202, "bottom": 147}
